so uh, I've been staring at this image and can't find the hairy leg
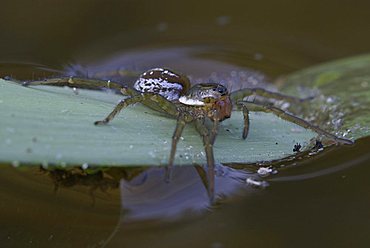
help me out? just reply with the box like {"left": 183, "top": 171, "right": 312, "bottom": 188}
{"left": 195, "top": 118, "right": 216, "bottom": 203}
{"left": 94, "top": 95, "right": 144, "bottom": 125}
{"left": 166, "top": 114, "right": 187, "bottom": 181}
{"left": 95, "top": 93, "right": 178, "bottom": 125}
{"left": 240, "top": 101, "right": 353, "bottom": 145}
{"left": 230, "top": 87, "right": 313, "bottom": 104}
{"left": 209, "top": 118, "right": 219, "bottom": 145}
{"left": 22, "top": 77, "right": 134, "bottom": 93}
{"left": 242, "top": 105, "right": 250, "bottom": 139}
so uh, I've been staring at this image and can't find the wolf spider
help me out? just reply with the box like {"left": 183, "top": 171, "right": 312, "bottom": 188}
{"left": 24, "top": 68, "right": 353, "bottom": 202}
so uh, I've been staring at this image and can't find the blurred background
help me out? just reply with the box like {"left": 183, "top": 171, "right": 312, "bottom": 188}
{"left": 1, "top": 0, "right": 369, "bottom": 79}
{"left": 0, "top": 1, "right": 370, "bottom": 247}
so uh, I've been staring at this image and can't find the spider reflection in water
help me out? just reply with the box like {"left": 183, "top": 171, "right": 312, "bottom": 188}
{"left": 24, "top": 68, "right": 353, "bottom": 202}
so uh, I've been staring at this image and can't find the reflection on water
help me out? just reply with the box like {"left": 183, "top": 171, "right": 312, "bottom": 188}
{"left": 40, "top": 164, "right": 252, "bottom": 222}
{"left": 119, "top": 165, "right": 249, "bottom": 222}
{"left": 0, "top": 163, "right": 253, "bottom": 247}
{"left": 1, "top": 137, "right": 369, "bottom": 247}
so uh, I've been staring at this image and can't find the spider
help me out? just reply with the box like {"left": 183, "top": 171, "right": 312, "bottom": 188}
{"left": 23, "top": 68, "right": 353, "bottom": 202}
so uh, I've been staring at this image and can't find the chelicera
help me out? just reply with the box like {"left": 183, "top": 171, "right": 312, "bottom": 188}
{"left": 24, "top": 68, "right": 353, "bottom": 202}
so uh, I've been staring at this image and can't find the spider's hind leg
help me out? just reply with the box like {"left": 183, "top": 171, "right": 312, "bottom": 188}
{"left": 23, "top": 77, "right": 129, "bottom": 93}
{"left": 239, "top": 101, "right": 353, "bottom": 145}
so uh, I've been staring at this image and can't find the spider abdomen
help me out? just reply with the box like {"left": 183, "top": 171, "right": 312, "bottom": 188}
{"left": 133, "top": 68, "right": 190, "bottom": 101}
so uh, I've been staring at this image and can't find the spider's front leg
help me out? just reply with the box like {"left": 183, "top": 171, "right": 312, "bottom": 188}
{"left": 239, "top": 101, "right": 354, "bottom": 145}
{"left": 94, "top": 93, "right": 179, "bottom": 125}
{"left": 94, "top": 95, "right": 144, "bottom": 125}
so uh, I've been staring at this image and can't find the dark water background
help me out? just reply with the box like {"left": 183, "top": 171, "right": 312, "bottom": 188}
{"left": 0, "top": 1, "right": 370, "bottom": 247}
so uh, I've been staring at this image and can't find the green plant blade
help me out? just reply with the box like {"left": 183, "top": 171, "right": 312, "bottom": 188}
{"left": 279, "top": 54, "right": 370, "bottom": 140}
{"left": 0, "top": 80, "right": 316, "bottom": 167}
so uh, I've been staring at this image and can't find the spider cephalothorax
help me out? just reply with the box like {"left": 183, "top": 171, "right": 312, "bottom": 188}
{"left": 24, "top": 67, "right": 353, "bottom": 202}
{"left": 179, "top": 83, "right": 232, "bottom": 122}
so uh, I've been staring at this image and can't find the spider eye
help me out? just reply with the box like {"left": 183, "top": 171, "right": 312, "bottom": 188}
{"left": 217, "top": 86, "right": 227, "bottom": 94}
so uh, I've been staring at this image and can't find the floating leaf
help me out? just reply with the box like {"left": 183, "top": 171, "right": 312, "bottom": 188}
{"left": 279, "top": 54, "right": 370, "bottom": 140}
{"left": 0, "top": 80, "right": 316, "bottom": 166}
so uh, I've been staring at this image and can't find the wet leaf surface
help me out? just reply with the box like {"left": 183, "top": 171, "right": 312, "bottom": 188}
{"left": 0, "top": 80, "right": 316, "bottom": 166}
{"left": 279, "top": 54, "right": 370, "bottom": 140}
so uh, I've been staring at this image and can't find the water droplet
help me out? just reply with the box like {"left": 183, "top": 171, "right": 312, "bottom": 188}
{"left": 326, "top": 97, "right": 335, "bottom": 104}
{"left": 361, "top": 81, "right": 368, "bottom": 88}
{"left": 6, "top": 127, "right": 15, "bottom": 133}
{"left": 281, "top": 102, "right": 290, "bottom": 110}
{"left": 290, "top": 127, "right": 303, "bottom": 133}
{"left": 41, "top": 161, "right": 48, "bottom": 168}
{"left": 56, "top": 153, "right": 63, "bottom": 160}
{"left": 186, "top": 145, "right": 193, "bottom": 150}
{"left": 246, "top": 178, "right": 269, "bottom": 188}
{"left": 148, "top": 151, "right": 156, "bottom": 158}
{"left": 12, "top": 161, "right": 20, "bottom": 167}
{"left": 257, "top": 167, "right": 273, "bottom": 177}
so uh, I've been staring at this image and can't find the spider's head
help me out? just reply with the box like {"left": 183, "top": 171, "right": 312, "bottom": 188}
{"left": 179, "top": 83, "right": 229, "bottom": 106}
{"left": 179, "top": 83, "right": 232, "bottom": 121}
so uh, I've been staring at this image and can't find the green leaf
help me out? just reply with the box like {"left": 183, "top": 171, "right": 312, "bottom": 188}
{"left": 0, "top": 80, "right": 316, "bottom": 167}
{"left": 279, "top": 54, "right": 370, "bottom": 140}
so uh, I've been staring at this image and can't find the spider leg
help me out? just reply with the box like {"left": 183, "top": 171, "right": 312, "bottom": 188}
{"left": 95, "top": 93, "right": 179, "bottom": 125}
{"left": 230, "top": 88, "right": 313, "bottom": 104}
{"left": 22, "top": 77, "right": 136, "bottom": 95}
{"left": 166, "top": 114, "right": 187, "bottom": 181}
{"left": 193, "top": 164, "right": 209, "bottom": 193}
{"left": 209, "top": 118, "right": 219, "bottom": 145}
{"left": 239, "top": 101, "right": 354, "bottom": 145}
{"left": 195, "top": 118, "right": 216, "bottom": 203}
{"left": 94, "top": 95, "right": 143, "bottom": 125}
{"left": 242, "top": 105, "right": 250, "bottom": 139}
